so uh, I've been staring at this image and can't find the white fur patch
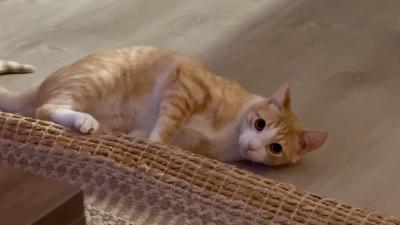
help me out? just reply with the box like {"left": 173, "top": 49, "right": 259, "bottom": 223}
{"left": 0, "top": 61, "right": 6, "bottom": 72}
{"left": 0, "top": 60, "right": 36, "bottom": 74}
{"left": 51, "top": 108, "right": 76, "bottom": 126}
{"left": 238, "top": 127, "right": 279, "bottom": 162}
{"left": 51, "top": 108, "right": 99, "bottom": 133}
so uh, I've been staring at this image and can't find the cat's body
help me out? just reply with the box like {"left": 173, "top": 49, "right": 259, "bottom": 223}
{"left": 0, "top": 46, "right": 327, "bottom": 166}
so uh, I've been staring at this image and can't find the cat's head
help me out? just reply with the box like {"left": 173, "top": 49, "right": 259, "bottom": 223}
{"left": 239, "top": 84, "right": 327, "bottom": 166}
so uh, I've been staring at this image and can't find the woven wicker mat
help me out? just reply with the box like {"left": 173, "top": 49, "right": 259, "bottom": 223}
{"left": 0, "top": 112, "right": 398, "bottom": 225}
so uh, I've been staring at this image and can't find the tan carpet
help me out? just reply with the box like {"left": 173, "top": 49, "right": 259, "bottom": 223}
{"left": 0, "top": 112, "right": 398, "bottom": 224}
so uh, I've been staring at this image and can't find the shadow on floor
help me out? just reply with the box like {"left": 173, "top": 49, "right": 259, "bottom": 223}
{"left": 196, "top": 0, "right": 400, "bottom": 214}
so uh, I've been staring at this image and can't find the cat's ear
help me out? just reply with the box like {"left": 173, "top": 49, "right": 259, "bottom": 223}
{"left": 299, "top": 130, "right": 327, "bottom": 154}
{"left": 271, "top": 83, "right": 291, "bottom": 109}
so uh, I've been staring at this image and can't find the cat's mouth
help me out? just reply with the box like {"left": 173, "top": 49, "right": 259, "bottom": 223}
{"left": 239, "top": 144, "right": 267, "bottom": 164}
{"left": 238, "top": 144, "right": 251, "bottom": 159}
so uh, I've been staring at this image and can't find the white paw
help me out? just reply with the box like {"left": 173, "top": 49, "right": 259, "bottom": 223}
{"left": 73, "top": 113, "right": 99, "bottom": 134}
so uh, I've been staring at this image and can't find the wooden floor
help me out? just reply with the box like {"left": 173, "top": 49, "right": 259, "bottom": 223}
{"left": 0, "top": 166, "right": 84, "bottom": 225}
{"left": 1, "top": 0, "right": 400, "bottom": 216}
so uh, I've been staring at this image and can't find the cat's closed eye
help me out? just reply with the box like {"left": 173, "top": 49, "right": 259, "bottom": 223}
{"left": 269, "top": 143, "right": 283, "bottom": 154}
{"left": 254, "top": 118, "right": 266, "bottom": 131}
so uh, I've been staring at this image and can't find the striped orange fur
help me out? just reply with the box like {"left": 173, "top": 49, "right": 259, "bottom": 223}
{"left": 0, "top": 46, "right": 327, "bottom": 166}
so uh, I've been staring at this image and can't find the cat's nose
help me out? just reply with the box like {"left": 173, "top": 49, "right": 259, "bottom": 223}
{"left": 247, "top": 141, "right": 260, "bottom": 151}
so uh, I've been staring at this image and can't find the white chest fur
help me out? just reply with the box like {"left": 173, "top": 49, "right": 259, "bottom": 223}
{"left": 88, "top": 92, "right": 160, "bottom": 135}
{"left": 173, "top": 114, "right": 243, "bottom": 161}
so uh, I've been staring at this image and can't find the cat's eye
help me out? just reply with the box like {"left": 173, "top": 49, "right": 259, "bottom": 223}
{"left": 254, "top": 118, "right": 266, "bottom": 131}
{"left": 269, "top": 143, "right": 283, "bottom": 154}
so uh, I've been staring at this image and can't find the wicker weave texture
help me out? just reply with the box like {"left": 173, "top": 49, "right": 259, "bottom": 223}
{"left": 0, "top": 112, "right": 398, "bottom": 225}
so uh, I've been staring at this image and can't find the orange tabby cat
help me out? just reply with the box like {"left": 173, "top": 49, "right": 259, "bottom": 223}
{"left": 0, "top": 46, "right": 327, "bottom": 166}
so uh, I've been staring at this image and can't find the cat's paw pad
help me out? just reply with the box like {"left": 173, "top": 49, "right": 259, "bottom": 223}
{"left": 73, "top": 113, "right": 99, "bottom": 134}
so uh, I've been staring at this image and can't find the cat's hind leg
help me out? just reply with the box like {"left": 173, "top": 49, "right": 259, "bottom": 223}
{"left": 36, "top": 104, "right": 99, "bottom": 134}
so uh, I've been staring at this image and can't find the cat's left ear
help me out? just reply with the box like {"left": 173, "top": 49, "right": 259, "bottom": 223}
{"left": 299, "top": 130, "right": 328, "bottom": 154}
{"left": 271, "top": 83, "right": 291, "bottom": 109}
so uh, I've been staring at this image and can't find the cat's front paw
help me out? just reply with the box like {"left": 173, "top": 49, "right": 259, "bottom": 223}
{"left": 73, "top": 113, "right": 99, "bottom": 134}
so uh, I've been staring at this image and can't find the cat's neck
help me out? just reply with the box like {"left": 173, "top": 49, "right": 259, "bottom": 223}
{"left": 207, "top": 76, "right": 251, "bottom": 129}
{"left": 208, "top": 94, "right": 264, "bottom": 161}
